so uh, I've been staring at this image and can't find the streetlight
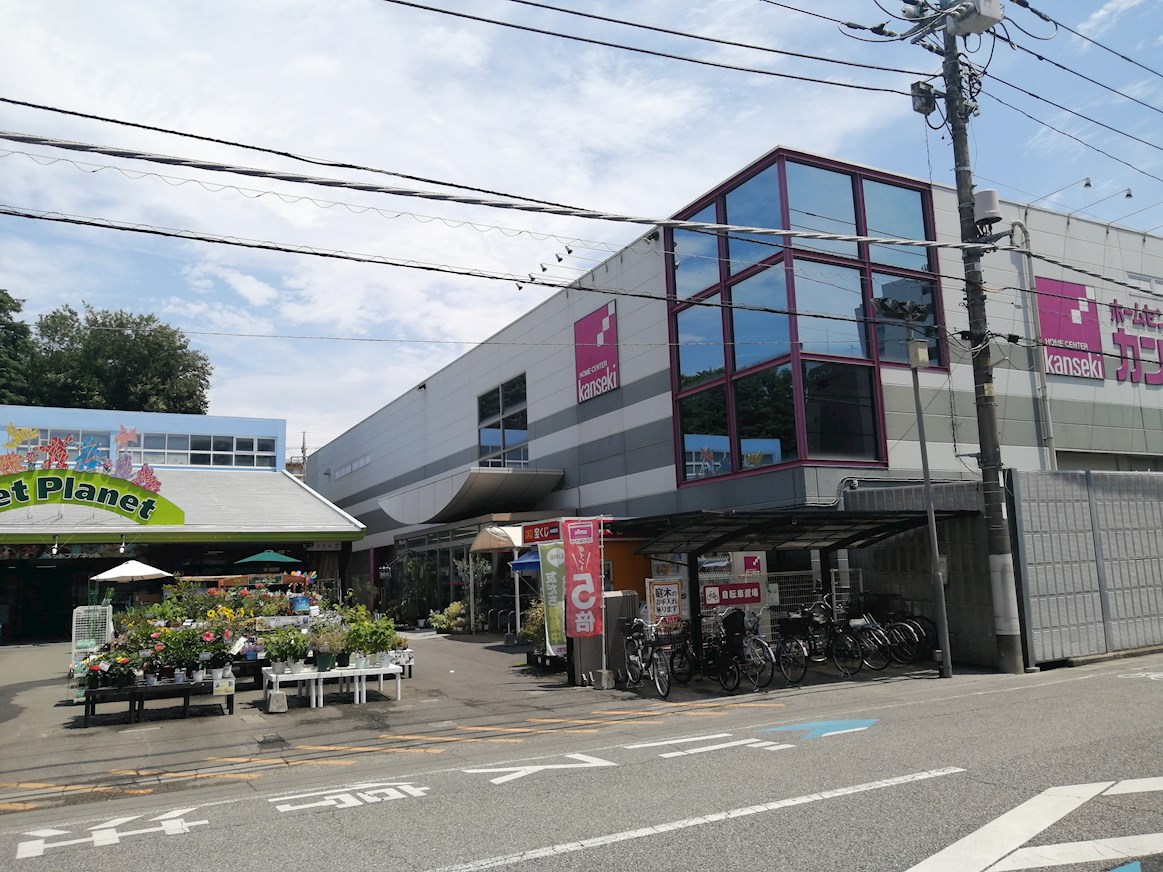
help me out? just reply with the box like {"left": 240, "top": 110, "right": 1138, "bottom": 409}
{"left": 873, "top": 296, "right": 953, "bottom": 676}
{"left": 1066, "top": 188, "right": 1132, "bottom": 222}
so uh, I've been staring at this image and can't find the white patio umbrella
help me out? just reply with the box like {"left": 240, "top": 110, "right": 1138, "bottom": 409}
{"left": 470, "top": 524, "right": 523, "bottom": 638}
{"left": 90, "top": 559, "right": 173, "bottom": 582}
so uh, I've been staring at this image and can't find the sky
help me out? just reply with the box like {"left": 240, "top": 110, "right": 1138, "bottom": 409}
{"left": 1, "top": 0, "right": 1160, "bottom": 460}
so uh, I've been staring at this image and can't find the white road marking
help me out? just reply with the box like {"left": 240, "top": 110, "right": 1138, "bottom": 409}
{"left": 908, "top": 778, "right": 1163, "bottom": 871}
{"left": 989, "top": 834, "right": 1163, "bottom": 871}
{"left": 423, "top": 768, "right": 965, "bottom": 872}
{"left": 16, "top": 811, "right": 208, "bottom": 859}
{"left": 659, "top": 739, "right": 768, "bottom": 758}
{"left": 463, "top": 753, "right": 617, "bottom": 785}
{"left": 622, "top": 734, "right": 732, "bottom": 749}
{"left": 906, "top": 782, "right": 1113, "bottom": 871}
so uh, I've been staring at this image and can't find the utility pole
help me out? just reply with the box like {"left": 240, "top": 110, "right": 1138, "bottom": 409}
{"left": 939, "top": 21, "right": 1024, "bottom": 674}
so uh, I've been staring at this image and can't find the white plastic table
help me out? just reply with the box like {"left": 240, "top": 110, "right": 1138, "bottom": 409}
{"left": 262, "top": 664, "right": 403, "bottom": 710}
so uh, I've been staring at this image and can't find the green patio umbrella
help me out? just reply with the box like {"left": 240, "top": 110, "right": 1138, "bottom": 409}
{"left": 234, "top": 549, "right": 302, "bottom": 565}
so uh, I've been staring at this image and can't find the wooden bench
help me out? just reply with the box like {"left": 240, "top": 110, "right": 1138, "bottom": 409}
{"left": 82, "top": 680, "right": 235, "bottom": 727}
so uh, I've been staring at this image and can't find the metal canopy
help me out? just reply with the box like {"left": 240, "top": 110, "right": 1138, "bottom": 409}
{"left": 610, "top": 507, "right": 974, "bottom": 556}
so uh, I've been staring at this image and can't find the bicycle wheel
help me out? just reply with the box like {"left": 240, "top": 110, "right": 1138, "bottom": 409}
{"left": 651, "top": 651, "right": 671, "bottom": 699}
{"left": 831, "top": 630, "right": 864, "bottom": 677}
{"left": 886, "top": 621, "right": 921, "bottom": 664}
{"left": 669, "top": 646, "right": 694, "bottom": 685}
{"left": 745, "top": 636, "right": 776, "bottom": 689}
{"left": 717, "top": 658, "right": 740, "bottom": 692}
{"left": 857, "top": 626, "right": 891, "bottom": 671}
{"left": 777, "top": 637, "right": 808, "bottom": 684}
{"left": 908, "top": 615, "right": 939, "bottom": 655}
{"left": 624, "top": 638, "right": 643, "bottom": 684}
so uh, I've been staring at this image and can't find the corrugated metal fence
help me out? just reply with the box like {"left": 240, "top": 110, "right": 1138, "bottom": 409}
{"left": 1011, "top": 470, "right": 1163, "bottom": 663}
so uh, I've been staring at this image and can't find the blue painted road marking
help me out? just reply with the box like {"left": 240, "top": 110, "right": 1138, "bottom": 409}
{"left": 765, "top": 719, "right": 878, "bottom": 740}
{"left": 1106, "top": 862, "right": 1140, "bottom": 872}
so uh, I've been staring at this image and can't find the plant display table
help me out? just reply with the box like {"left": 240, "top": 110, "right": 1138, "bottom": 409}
{"left": 262, "top": 663, "right": 403, "bottom": 711}
{"left": 82, "top": 680, "right": 235, "bottom": 727}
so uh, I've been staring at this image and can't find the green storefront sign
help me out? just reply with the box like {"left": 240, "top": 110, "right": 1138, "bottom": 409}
{"left": 0, "top": 470, "right": 184, "bottom": 525}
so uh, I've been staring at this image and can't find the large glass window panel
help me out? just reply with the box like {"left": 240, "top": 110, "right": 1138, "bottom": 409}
{"left": 731, "top": 266, "right": 791, "bottom": 371}
{"left": 478, "top": 388, "right": 501, "bottom": 423}
{"left": 166, "top": 452, "right": 188, "bottom": 465}
{"left": 191, "top": 452, "right": 211, "bottom": 465}
{"left": 235, "top": 437, "right": 255, "bottom": 452}
{"left": 167, "top": 434, "right": 189, "bottom": 450}
{"left": 212, "top": 453, "right": 232, "bottom": 466}
{"left": 863, "top": 180, "right": 929, "bottom": 271}
{"left": 212, "top": 436, "right": 232, "bottom": 452}
{"left": 501, "top": 373, "right": 526, "bottom": 411}
{"left": 478, "top": 425, "right": 502, "bottom": 458}
{"left": 256, "top": 438, "right": 275, "bottom": 453}
{"left": 802, "top": 362, "right": 879, "bottom": 460}
{"left": 144, "top": 451, "right": 165, "bottom": 465}
{"left": 143, "top": 433, "right": 166, "bottom": 450}
{"left": 504, "top": 445, "right": 529, "bottom": 467}
{"left": 735, "top": 365, "right": 797, "bottom": 468}
{"left": 679, "top": 386, "right": 731, "bottom": 480}
{"left": 257, "top": 455, "right": 276, "bottom": 468}
{"left": 191, "top": 435, "right": 212, "bottom": 451}
{"left": 871, "top": 273, "right": 941, "bottom": 364}
{"left": 725, "top": 166, "right": 784, "bottom": 274}
{"left": 235, "top": 454, "right": 256, "bottom": 467}
{"left": 672, "top": 204, "right": 721, "bottom": 299}
{"left": 792, "top": 261, "right": 867, "bottom": 357}
{"left": 676, "top": 296, "right": 725, "bottom": 389}
{"left": 785, "top": 162, "right": 858, "bottom": 259}
{"left": 502, "top": 410, "right": 528, "bottom": 447}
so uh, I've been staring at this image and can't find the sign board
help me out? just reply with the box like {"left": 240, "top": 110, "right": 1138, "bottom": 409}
{"left": 702, "top": 582, "right": 763, "bottom": 606}
{"left": 213, "top": 677, "right": 236, "bottom": 696}
{"left": 562, "top": 519, "right": 602, "bottom": 638}
{"left": 523, "top": 521, "right": 561, "bottom": 546}
{"left": 1035, "top": 277, "right": 1105, "bottom": 380}
{"left": 537, "top": 542, "right": 568, "bottom": 656}
{"left": 0, "top": 470, "right": 184, "bottom": 525}
{"left": 307, "top": 541, "right": 342, "bottom": 551}
{"left": 646, "top": 578, "right": 685, "bottom": 623}
{"left": 574, "top": 301, "right": 620, "bottom": 404}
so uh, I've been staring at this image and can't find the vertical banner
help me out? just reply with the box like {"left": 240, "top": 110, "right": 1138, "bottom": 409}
{"left": 537, "top": 542, "right": 568, "bottom": 656}
{"left": 562, "top": 518, "right": 603, "bottom": 638}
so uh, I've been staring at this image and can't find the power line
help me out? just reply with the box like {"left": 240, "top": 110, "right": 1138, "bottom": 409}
{"left": 498, "top": 0, "right": 931, "bottom": 76}
{"left": 1008, "top": 0, "right": 1163, "bottom": 82}
{"left": 985, "top": 71, "right": 1163, "bottom": 157}
{"left": 377, "top": 0, "right": 911, "bottom": 96}
{"left": 994, "top": 32, "right": 1163, "bottom": 119}
{"left": 0, "top": 130, "right": 1000, "bottom": 253}
{"left": 0, "top": 96, "right": 583, "bottom": 212}
{"left": 980, "top": 92, "right": 1163, "bottom": 187}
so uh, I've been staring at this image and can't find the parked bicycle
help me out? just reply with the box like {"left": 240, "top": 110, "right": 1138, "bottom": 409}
{"left": 783, "top": 595, "right": 864, "bottom": 678}
{"left": 624, "top": 617, "right": 672, "bottom": 699}
{"left": 669, "top": 615, "right": 737, "bottom": 692}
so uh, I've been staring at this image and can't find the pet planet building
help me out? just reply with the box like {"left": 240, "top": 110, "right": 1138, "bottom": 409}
{"left": 0, "top": 406, "right": 364, "bottom": 641}
{"left": 308, "top": 146, "right": 1163, "bottom": 671}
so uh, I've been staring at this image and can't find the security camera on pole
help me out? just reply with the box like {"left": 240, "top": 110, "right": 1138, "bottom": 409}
{"left": 900, "top": 0, "right": 1024, "bottom": 674}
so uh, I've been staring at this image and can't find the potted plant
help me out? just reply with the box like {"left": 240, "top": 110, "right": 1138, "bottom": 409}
{"left": 349, "top": 617, "right": 398, "bottom": 666}
{"left": 309, "top": 626, "right": 346, "bottom": 672}
{"left": 265, "top": 626, "right": 309, "bottom": 673}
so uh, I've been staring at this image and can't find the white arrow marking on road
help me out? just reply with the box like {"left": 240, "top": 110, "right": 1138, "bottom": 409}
{"left": 990, "top": 834, "right": 1163, "bottom": 871}
{"left": 658, "top": 738, "right": 794, "bottom": 758}
{"left": 464, "top": 753, "right": 616, "bottom": 784}
{"left": 907, "top": 782, "right": 1113, "bottom": 871}
{"left": 908, "top": 778, "right": 1163, "bottom": 871}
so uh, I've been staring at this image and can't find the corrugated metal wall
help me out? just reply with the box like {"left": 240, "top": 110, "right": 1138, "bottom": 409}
{"left": 1011, "top": 470, "right": 1163, "bottom": 663}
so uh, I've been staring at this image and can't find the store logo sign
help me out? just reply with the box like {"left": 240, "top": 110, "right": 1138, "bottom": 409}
{"left": 1036, "top": 278, "right": 1105, "bottom": 380}
{"left": 574, "top": 302, "right": 620, "bottom": 403}
{"left": 0, "top": 470, "right": 185, "bottom": 525}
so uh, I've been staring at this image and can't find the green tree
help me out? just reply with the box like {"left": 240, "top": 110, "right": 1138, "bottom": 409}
{"left": 0, "top": 290, "right": 34, "bottom": 405}
{"left": 30, "top": 305, "right": 211, "bottom": 413}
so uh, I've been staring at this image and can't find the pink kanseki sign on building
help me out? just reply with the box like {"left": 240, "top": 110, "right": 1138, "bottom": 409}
{"left": 574, "top": 302, "right": 620, "bottom": 403}
{"left": 1035, "top": 277, "right": 1105, "bottom": 380}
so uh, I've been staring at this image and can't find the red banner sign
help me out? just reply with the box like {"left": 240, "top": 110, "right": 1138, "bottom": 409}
{"left": 562, "top": 519, "right": 602, "bottom": 638}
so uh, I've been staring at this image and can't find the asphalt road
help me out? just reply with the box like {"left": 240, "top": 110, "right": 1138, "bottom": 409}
{"left": 2, "top": 633, "right": 1161, "bottom": 871}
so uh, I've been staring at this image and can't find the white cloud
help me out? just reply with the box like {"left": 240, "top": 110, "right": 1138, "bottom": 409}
{"left": 1, "top": 0, "right": 1160, "bottom": 454}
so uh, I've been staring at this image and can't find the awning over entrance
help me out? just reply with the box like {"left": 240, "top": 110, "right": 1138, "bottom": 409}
{"left": 379, "top": 467, "right": 564, "bottom": 525}
{"left": 610, "top": 507, "right": 975, "bottom": 555}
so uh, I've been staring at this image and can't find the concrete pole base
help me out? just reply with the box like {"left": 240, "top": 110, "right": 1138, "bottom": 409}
{"left": 267, "top": 691, "right": 287, "bottom": 713}
{"left": 592, "top": 670, "right": 616, "bottom": 690}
